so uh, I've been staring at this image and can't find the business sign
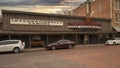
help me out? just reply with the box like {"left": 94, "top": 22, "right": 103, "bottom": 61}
{"left": 10, "top": 19, "right": 63, "bottom": 26}
{"left": 68, "top": 25, "right": 101, "bottom": 29}
{"left": 68, "top": 22, "right": 101, "bottom": 29}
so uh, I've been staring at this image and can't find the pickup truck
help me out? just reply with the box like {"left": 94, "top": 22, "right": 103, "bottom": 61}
{"left": 105, "top": 38, "right": 120, "bottom": 45}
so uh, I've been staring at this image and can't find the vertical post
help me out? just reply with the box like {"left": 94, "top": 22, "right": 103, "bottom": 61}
{"left": 9, "top": 35, "right": 11, "bottom": 40}
{"left": 84, "top": 34, "right": 89, "bottom": 45}
{"left": 47, "top": 35, "right": 49, "bottom": 45}
{"left": 29, "top": 35, "right": 32, "bottom": 48}
{"left": 110, "top": 0, "right": 113, "bottom": 18}
{"left": 76, "top": 34, "right": 78, "bottom": 45}
{"left": 98, "top": 34, "right": 101, "bottom": 44}
{"left": 84, "top": 35, "right": 86, "bottom": 45}
{"left": 62, "top": 35, "right": 64, "bottom": 39}
{"left": 112, "top": 34, "right": 115, "bottom": 39}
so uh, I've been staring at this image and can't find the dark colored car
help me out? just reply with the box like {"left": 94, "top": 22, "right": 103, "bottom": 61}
{"left": 45, "top": 40, "right": 75, "bottom": 50}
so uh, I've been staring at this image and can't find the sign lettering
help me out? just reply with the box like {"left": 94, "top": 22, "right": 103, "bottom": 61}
{"left": 10, "top": 19, "right": 63, "bottom": 26}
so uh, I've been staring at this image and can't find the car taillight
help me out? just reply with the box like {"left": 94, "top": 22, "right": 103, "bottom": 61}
{"left": 22, "top": 42, "right": 25, "bottom": 46}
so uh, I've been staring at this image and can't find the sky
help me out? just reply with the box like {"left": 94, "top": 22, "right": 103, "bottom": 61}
{"left": 0, "top": 0, "right": 86, "bottom": 14}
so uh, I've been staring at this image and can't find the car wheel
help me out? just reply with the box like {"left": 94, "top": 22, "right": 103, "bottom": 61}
{"left": 13, "top": 47, "right": 20, "bottom": 53}
{"left": 113, "top": 42, "right": 116, "bottom": 45}
{"left": 51, "top": 46, "right": 56, "bottom": 50}
{"left": 68, "top": 45, "right": 73, "bottom": 49}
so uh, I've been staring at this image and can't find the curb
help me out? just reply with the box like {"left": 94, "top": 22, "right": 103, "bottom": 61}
{"left": 75, "top": 44, "right": 104, "bottom": 47}
{"left": 24, "top": 44, "right": 105, "bottom": 52}
{"left": 24, "top": 48, "right": 45, "bottom": 52}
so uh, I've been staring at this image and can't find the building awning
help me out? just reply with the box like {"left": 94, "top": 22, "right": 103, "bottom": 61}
{"left": 113, "top": 26, "right": 120, "bottom": 32}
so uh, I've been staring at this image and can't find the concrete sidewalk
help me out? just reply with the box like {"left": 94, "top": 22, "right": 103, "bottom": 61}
{"left": 24, "top": 44, "right": 105, "bottom": 52}
{"left": 76, "top": 44, "right": 104, "bottom": 47}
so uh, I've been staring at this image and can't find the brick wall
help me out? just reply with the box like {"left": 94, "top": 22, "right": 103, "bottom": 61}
{"left": 72, "top": 0, "right": 111, "bottom": 18}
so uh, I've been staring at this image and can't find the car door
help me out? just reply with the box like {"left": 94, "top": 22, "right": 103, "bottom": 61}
{"left": 5, "top": 41, "right": 17, "bottom": 51}
{"left": 116, "top": 38, "right": 120, "bottom": 44}
{"left": 0, "top": 42, "right": 4, "bottom": 52}
{"left": 57, "top": 40, "right": 64, "bottom": 48}
{"left": 0, "top": 41, "right": 15, "bottom": 52}
{"left": 0, "top": 44, "right": 5, "bottom": 52}
{"left": 118, "top": 38, "right": 120, "bottom": 44}
{"left": 59, "top": 40, "right": 67, "bottom": 48}
{"left": 0, "top": 41, "right": 9, "bottom": 52}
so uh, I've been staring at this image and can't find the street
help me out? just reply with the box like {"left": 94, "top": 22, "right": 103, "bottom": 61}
{"left": 0, "top": 45, "right": 120, "bottom": 68}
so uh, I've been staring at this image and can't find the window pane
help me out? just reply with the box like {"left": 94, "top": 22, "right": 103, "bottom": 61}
{"left": 0, "top": 40, "right": 19, "bottom": 45}
{"left": 116, "top": 13, "right": 120, "bottom": 22}
{"left": 6, "top": 41, "right": 19, "bottom": 44}
{"left": 0, "top": 41, "right": 7, "bottom": 45}
{"left": 115, "top": 0, "right": 120, "bottom": 10}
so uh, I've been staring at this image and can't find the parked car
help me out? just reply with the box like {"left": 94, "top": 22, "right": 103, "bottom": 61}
{"left": 105, "top": 38, "right": 120, "bottom": 45}
{"left": 0, "top": 40, "right": 25, "bottom": 53}
{"left": 45, "top": 39, "right": 75, "bottom": 50}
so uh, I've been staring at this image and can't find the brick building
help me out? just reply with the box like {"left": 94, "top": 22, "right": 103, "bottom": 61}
{"left": 0, "top": 10, "right": 118, "bottom": 48}
{"left": 72, "top": 0, "right": 120, "bottom": 33}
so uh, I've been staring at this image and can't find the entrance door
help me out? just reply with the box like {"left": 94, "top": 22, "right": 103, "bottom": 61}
{"left": 89, "top": 34, "right": 98, "bottom": 44}
{"left": 77, "top": 35, "right": 84, "bottom": 45}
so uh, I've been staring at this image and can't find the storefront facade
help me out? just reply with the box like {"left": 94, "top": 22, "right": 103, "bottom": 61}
{"left": 0, "top": 10, "right": 118, "bottom": 48}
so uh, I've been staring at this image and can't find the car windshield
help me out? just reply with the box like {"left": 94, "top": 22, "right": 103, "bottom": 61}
{"left": 57, "top": 40, "right": 70, "bottom": 43}
{"left": 111, "top": 38, "right": 120, "bottom": 40}
{"left": 115, "top": 38, "right": 120, "bottom": 40}
{"left": 111, "top": 38, "right": 115, "bottom": 40}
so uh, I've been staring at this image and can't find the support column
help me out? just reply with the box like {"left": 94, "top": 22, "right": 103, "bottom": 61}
{"left": 9, "top": 35, "right": 11, "bottom": 40}
{"left": 47, "top": 35, "right": 49, "bottom": 45}
{"left": 112, "top": 34, "right": 115, "bottom": 39}
{"left": 29, "top": 35, "right": 32, "bottom": 48}
{"left": 98, "top": 34, "right": 101, "bottom": 44}
{"left": 62, "top": 35, "right": 64, "bottom": 39}
{"left": 75, "top": 34, "right": 78, "bottom": 45}
{"left": 118, "top": 33, "right": 119, "bottom": 37}
{"left": 84, "top": 34, "right": 89, "bottom": 45}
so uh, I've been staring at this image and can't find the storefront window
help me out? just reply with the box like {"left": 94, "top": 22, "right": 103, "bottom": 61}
{"left": 116, "top": 13, "right": 120, "bottom": 22}
{"left": 115, "top": 0, "right": 120, "bottom": 10}
{"left": 32, "top": 35, "right": 41, "bottom": 41}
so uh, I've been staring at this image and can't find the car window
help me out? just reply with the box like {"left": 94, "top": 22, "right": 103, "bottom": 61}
{"left": 0, "top": 40, "right": 19, "bottom": 45}
{"left": 6, "top": 40, "right": 19, "bottom": 44}
{"left": 57, "top": 40, "right": 70, "bottom": 43}
{"left": 115, "top": 38, "right": 120, "bottom": 40}
{"left": 0, "top": 41, "right": 8, "bottom": 45}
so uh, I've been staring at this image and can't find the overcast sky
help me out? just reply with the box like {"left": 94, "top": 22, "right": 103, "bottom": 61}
{"left": 0, "top": 0, "right": 86, "bottom": 14}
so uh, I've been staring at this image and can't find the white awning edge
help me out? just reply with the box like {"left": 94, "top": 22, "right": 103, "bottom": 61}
{"left": 113, "top": 26, "right": 120, "bottom": 32}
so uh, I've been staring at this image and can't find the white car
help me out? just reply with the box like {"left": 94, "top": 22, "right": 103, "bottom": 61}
{"left": 0, "top": 40, "right": 25, "bottom": 53}
{"left": 105, "top": 38, "right": 120, "bottom": 45}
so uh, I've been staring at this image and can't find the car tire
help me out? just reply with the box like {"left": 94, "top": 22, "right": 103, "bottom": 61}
{"left": 51, "top": 46, "right": 56, "bottom": 50}
{"left": 113, "top": 42, "right": 116, "bottom": 45}
{"left": 68, "top": 45, "right": 73, "bottom": 49}
{"left": 13, "top": 47, "right": 20, "bottom": 53}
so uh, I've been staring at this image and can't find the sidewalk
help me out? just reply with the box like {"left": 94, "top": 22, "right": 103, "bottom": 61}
{"left": 76, "top": 44, "right": 104, "bottom": 47}
{"left": 24, "top": 44, "right": 105, "bottom": 52}
{"left": 24, "top": 47, "right": 45, "bottom": 52}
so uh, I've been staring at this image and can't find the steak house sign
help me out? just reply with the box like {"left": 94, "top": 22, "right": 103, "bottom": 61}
{"left": 10, "top": 19, "right": 63, "bottom": 26}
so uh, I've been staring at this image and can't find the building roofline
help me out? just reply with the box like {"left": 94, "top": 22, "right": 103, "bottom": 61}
{"left": 1, "top": 9, "right": 111, "bottom": 21}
